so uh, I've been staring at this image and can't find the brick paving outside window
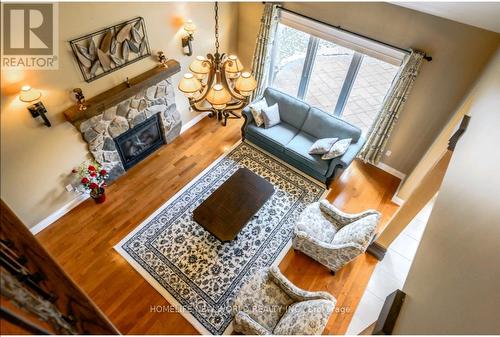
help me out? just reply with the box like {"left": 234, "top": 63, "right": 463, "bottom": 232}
{"left": 272, "top": 44, "right": 399, "bottom": 135}
{"left": 342, "top": 57, "right": 399, "bottom": 135}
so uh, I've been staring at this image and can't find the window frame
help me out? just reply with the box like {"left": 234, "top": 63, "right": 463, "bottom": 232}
{"left": 270, "top": 10, "right": 406, "bottom": 118}
{"left": 297, "top": 36, "right": 319, "bottom": 99}
{"left": 333, "top": 52, "right": 363, "bottom": 117}
{"left": 278, "top": 10, "right": 406, "bottom": 66}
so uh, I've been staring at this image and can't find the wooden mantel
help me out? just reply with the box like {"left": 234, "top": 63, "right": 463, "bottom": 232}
{"left": 64, "top": 59, "right": 180, "bottom": 126}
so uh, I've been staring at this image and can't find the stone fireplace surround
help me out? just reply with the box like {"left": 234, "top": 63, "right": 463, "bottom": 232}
{"left": 78, "top": 78, "right": 181, "bottom": 181}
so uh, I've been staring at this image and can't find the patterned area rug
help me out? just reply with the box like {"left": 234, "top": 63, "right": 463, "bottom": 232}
{"left": 115, "top": 141, "right": 326, "bottom": 334}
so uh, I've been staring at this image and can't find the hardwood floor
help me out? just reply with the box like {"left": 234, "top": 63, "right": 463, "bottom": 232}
{"left": 281, "top": 159, "right": 400, "bottom": 334}
{"left": 37, "top": 116, "right": 400, "bottom": 335}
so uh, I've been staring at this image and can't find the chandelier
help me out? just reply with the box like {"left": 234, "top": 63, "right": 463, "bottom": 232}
{"left": 178, "top": 2, "right": 257, "bottom": 126}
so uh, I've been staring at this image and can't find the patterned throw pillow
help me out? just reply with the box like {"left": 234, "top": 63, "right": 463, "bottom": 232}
{"left": 308, "top": 138, "right": 338, "bottom": 155}
{"left": 248, "top": 98, "right": 268, "bottom": 127}
{"left": 321, "top": 138, "right": 352, "bottom": 160}
{"left": 261, "top": 103, "right": 281, "bottom": 129}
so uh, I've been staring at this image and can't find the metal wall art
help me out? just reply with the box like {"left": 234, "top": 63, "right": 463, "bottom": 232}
{"left": 69, "top": 17, "right": 151, "bottom": 83}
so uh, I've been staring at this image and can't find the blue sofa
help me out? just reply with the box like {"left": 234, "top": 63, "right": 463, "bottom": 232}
{"left": 241, "top": 88, "right": 366, "bottom": 186}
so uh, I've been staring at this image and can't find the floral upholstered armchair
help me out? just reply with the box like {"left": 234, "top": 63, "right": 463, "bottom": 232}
{"left": 232, "top": 266, "right": 336, "bottom": 335}
{"left": 293, "top": 200, "right": 381, "bottom": 274}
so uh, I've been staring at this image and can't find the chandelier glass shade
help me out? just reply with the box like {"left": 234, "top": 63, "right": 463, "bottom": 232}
{"left": 183, "top": 20, "right": 197, "bottom": 35}
{"left": 19, "top": 85, "right": 41, "bottom": 102}
{"left": 235, "top": 72, "right": 257, "bottom": 97}
{"left": 206, "top": 84, "right": 231, "bottom": 109}
{"left": 178, "top": 2, "right": 257, "bottom": 126}
{"left": 225, "top": 55, "right": 244, "bottom": 77}
{"left": 189, "top": 56, "right": 211, "bottom": 78}
{"left": 178, "top": 73, "right": 202, "bottom": 97}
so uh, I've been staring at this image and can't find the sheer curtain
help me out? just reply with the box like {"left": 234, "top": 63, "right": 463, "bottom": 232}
{"left": 250, "top": 3, "right": 280, "bottom": 100}
{"left": 359, "top": 50, "right": 425, "bottom": 165}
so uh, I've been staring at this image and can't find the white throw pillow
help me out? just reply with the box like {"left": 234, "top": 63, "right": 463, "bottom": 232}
{"left": 308, "top": 138, "right": 338, "bottom": 155}
{"left": 261, "top": 103, "right": 281, "bottom": 129}
{"left": 248, "top": 98, "right": 267, "bottom": 127}
{"left": 321, "top": 138, "right": 352, "bottom": 160}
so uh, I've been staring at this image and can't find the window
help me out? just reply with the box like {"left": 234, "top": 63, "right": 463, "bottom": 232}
{"left": 342, "top": 55, "right": 399, "bottom": 134}
{"left": 269, "top": 13, "right": 403, "bottom": 135}
{"left": 305, "top": 40, "right": 353, "bottom": 113}
{"left": 271, "top": 25, "right": 309, "bottom": 96}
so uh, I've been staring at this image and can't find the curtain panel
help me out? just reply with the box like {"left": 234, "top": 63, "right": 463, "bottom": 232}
{"left": 250, "top": 3, "right": 280, "bottom": 100}
{"left": 359, "top": 50, "right": 425, "bottom": 165}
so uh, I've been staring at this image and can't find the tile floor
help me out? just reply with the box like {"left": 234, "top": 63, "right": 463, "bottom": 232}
{"left": 345, "top": 199, "right": 435, "bottom": 335}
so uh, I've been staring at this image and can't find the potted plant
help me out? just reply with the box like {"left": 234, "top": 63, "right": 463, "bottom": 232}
{"left": 72, "top": 162, "right": 109, "bottom": 204}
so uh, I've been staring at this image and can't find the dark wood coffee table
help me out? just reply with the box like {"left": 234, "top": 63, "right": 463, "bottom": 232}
{"left": 193, "top": 167, "right": 274, "bottom": 242}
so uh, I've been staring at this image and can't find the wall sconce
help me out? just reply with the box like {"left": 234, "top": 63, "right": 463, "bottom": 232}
{"left": 19, "top": 86, "right": 51, "bottom": 127}
{"left": 182, "top": 19, "right": 196, "bottom": 56}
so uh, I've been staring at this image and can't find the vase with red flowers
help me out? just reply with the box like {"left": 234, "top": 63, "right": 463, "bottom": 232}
{"left": 72, "top": 162, "right": 109, "bottom": 204}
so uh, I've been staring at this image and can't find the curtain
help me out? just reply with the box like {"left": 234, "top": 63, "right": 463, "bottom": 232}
{"left": 359, "top": 49, "right": 425, "bottom": 165}
{"left": 250, "top": 3, "right": 280, "bottom": 100}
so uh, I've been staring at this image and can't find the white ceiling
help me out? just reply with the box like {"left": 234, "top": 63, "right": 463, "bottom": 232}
{"left": 393, "top": 2, "right": 500, "bottom": 33}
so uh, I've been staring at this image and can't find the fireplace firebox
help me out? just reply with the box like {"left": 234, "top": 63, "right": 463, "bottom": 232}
{"left": 114, "top": 114, "right": 165, "bottom": 170}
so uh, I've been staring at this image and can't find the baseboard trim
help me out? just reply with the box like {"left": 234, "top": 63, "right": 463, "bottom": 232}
{"left": 391, "top": 195, "right": 405, "bottom": 206}
{"left": 180, "top": 112, "right": 209, "bottom": 134}
{"left": 30, "top": 194, "right": 89, "bottom": 235}
{"left": 30, "top": 113, "right": 209, "bottom": 236}
{"left": 31, "top": 112, "right": 209, "bottom": 236}
{"left": 367, "top": 240, "right": 387, "bottom": 261}
{"left": 375, "top": 162, "right": 406, "bottom": 180}
{"left": 374, "top": 162, "right": 406, "bottom": 206}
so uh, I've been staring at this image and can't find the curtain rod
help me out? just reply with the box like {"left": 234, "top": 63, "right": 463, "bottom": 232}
{"left": 275, "top": 5, "right": 433, "bottom": 62}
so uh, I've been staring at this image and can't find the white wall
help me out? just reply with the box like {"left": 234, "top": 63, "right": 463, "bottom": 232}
{"left": 394, "top": 48, "right": 500, "bottom": 333}
{"left": 0, "top": 2, "right": 239, "bottom": 228}
{"left": 237, "top": 2, "right": 500, "bottom": 176}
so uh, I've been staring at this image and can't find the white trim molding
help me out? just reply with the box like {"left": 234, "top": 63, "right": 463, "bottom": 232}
{"left": 375, "top": 162, "right": 406, "bottom": 180}
{"left": 31, "top": 194, "right": 89, "bottom": 235}
{"left": 373, "top": 162, "right": 407, "bottom": 206}
{"left": 391, "top": 177, "right": 407, "bottom": 206}
{"left": 180, "top": 112, "right": 209, "bottom": 134}
{"left": 279, "top": 10, "right": 406, "bottom": 66}
{"left": 31, "top": 112, "right": 210, "bottom": 236}
{"left": 391, "top": 195, "right": 405, "bottom": 206}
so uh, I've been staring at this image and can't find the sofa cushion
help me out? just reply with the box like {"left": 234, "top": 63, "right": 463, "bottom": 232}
{"left": 296, "top": 202, "right": 338, "bottom": 242}
{"left": 233, "top": 269, "right": 294, "bottom": 332}
{"left": 285, "top": 132, "right": 330, "bottom": 175}
{"left": 246, "top": 122, "right": 299, "bottom": 150}
{"left": 301, "top": 107, "right": 361, "bottom": 142}
{"left": 273, "top": 299, "right": 334, "bottom": 335}
{"left": 331, "top": 215, "right": 378, "bottom": 248}
{"left": 264, "top": 87, "right": 310, "bottom": 129}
